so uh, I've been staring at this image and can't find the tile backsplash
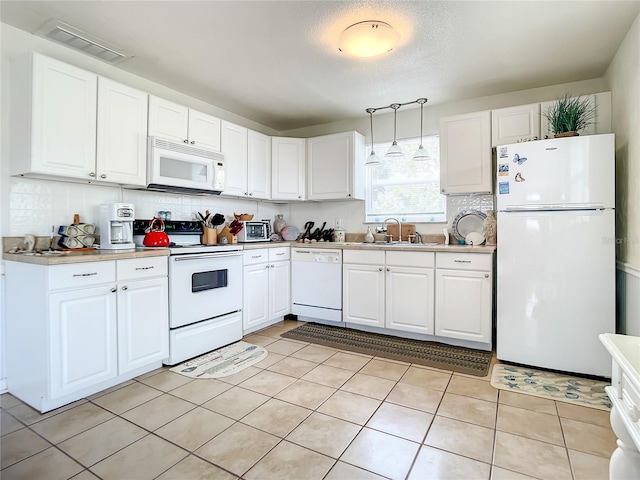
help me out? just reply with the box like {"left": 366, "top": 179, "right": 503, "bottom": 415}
{"left": 6, "top": 177, "right": 495, "bottom": 239}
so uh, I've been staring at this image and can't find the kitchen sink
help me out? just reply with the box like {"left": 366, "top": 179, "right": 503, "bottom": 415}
{"left": 341, "top": 241, "right": 441, "bottom": 247}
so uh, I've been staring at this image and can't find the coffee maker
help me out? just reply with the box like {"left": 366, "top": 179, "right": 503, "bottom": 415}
{"left": 99, "top": 203, "right": 135, "bottom": 250}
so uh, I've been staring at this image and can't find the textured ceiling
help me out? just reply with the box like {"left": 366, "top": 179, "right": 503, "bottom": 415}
{"left": 2, "top": 0, "right": 639, "bottom": 131}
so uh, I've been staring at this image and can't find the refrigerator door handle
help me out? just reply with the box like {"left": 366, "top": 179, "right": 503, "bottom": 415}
{"left": 504, "top": 204, "right": 606, "bottom": 212}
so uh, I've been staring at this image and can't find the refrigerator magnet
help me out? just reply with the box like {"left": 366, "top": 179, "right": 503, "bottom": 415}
{"left": 513, "top": 153, "right": 527, "bottom": 165}
{"left": 499, "top": 182, "right": 510, "bottom": 194}
{"left": 499, "top": 147, "right": 508, "bottom": 159}
{"left": 498, "top": 164, "right": 509, "bottom": 176}
{"left": 515, "top": 172, "right": 525, "bottom": 182}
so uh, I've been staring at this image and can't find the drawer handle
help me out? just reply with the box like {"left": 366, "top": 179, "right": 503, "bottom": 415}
{"left": 454, "top": 260, "right": 471, "bottom": 263}
{"left": 251, "top": 255, "right": 262, "bottom": 259}
{"left": 135, "top": 266, "right": 155, "bottom": 270}
{"left": 276, "top": 252, "right": 285, "bottom": 256}
{"left": 73, "top": 272, "right": 98, "bottom": 277}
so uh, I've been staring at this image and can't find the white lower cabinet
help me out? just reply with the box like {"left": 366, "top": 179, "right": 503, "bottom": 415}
{"left": 435, "top": 252, "right": 493, "bottom": 345}
{"left": 5, "top": 256, "right": 169, "bottom": 412}
{"left": 343, "top": 250, "right": 435, "bottom": 334}
{"left": 243, "top": 247, "right": 290, "bottom": 334}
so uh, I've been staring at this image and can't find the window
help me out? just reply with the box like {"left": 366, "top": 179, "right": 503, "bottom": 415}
{"left": 366, "top": 135, "right": 446, "bottom": 223}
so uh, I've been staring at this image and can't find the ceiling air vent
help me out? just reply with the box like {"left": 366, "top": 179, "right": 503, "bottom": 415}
{"left": 35, "top": 19, "right": 130, "bottom": 64}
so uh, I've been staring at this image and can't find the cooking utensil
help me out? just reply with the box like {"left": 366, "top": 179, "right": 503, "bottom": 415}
{"left": 143, "top": 217, "right": 170, "bottom": 247}
{"left": 211, "top": 213, "right": 225, "bottom": 226}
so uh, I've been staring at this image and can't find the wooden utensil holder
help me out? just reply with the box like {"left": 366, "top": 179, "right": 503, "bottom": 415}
{"left": 202, "top": 227, "right": 217, "bottom": 245}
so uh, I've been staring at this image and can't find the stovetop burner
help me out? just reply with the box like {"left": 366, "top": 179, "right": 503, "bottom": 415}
{"left": 133, "top": 220, "right": 243, "bottom": 254}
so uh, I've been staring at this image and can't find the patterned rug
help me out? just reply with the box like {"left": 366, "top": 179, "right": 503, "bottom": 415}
{"left": 491, "top": 364, "right": 611, "bottom": 411}
{"left": 281, "top": 323, "right": 492, "bottom": 376}
{"left": 170, "top": 341, "right": 268, "bottom": 379}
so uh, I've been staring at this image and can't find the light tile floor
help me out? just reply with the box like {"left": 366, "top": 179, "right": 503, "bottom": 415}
{"left": 1, "top": 320, "right": 615, "bottom": 480}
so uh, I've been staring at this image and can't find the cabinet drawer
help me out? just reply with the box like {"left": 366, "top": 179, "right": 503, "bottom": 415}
{"left": 386, "top": 251, "right": 434, "bottom": 268}
{"left": 244, "top": 249, "right": 269, "bottom": 266}
{"left": 436, "top": 252, "right": 492, "bottom": 271}
{"left": 269, "top": 247, "right": 290, "bottom": 262}
{"left": 49, "top": 261, "right": 116, "bottom": 290}
{"left": 343, "top": 249, "right": 385, "bottom": 265}
{"left": 117, "top": 256, "right": 168, "bottom": 281}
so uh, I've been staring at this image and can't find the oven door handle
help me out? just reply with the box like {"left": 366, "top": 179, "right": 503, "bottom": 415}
{"left": 172, "top": 252, "right": 244, "bottom": 261}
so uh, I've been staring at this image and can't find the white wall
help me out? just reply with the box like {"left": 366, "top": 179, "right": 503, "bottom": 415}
{"left": 605, "top": 12, "right": 640, "bottom": 336}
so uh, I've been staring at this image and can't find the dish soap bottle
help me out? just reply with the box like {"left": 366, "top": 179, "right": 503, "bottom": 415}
{"left": 364, "top": 227, "right": 375, "bottom": 243}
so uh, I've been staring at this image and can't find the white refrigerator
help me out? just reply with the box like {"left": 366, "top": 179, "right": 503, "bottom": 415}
{"left": 496, "top": 134, "right": 615, "bottom": 377}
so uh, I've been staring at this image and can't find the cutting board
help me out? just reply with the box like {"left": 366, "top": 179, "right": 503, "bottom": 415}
{"left": 387, "top": 223, "right": 416, "bottom": 242}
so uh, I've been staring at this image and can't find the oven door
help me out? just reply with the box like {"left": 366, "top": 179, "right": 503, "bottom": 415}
{"left": 169, "top": 251, "right": 243, "bottom": 328}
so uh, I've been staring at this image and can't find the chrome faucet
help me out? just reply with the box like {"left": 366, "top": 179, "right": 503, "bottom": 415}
{"left": 380, "top": 218, "right": 401, "bottom": 243}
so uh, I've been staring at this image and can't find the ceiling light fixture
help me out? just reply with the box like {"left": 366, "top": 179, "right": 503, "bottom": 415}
{"left": 365, "top": 108, "right": 381, "bottom": 166}
{"left": 364, "top": 98, "right": 430, "bottom": 164}
{"left": 339, "top": 21, "right": 400, "bottom": 58}
{"left": 413, "top": 98, "right": 431, "bottom": 161}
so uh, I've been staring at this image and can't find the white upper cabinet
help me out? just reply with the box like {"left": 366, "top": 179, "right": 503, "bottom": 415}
{"left": 96, "top": 78, "right": 148, "bottom": 186}
{"left": 271, "top": 137, "right": 306, "bottom": 201}
{"left": 221, "top": 121, "right": 271, "bottom": 199}
{"left": 148, "top": 96, "right": 221, "bottom": 151}
{"left": 439, "top": 110, "right": 492, "bottom": 195}
{"left": 221, "top": 121, "right": 249, "bottom": 197}
{"left": 11, "top": 53, "right": 97, "bottom": 180}
{"left": 491, "top": 103, "right": 541, "bottom": 147}
{"left": 307, "top": 131, "right": 366, "bottom": 201}
{"left": 247, "top": 130, "right": 271, "bottom": 200}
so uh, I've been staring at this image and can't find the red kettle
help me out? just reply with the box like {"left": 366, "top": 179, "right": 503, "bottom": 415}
{"left": 143, "top": 218, "right": 170, "bottom": 247}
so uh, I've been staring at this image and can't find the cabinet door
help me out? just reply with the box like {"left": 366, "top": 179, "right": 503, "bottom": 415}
{"left": 491, "top": 103, "right": 541, "bottom": 147}
{"left": 188, "top": 109, "right": 221, "bottom": 151}
{"left": 96, "top": 78, "right": 148, "bottom": 185}
{"left": 49, "top": 286, "right": 117, "bottom": 399}
{"left": 220, "top": 121, "right": 248, "bottom": 197}
{"left": 440, "top": 111, "right": 492, "bottom": 194}
{"left": 148, "top": 96, "right": 189, "bottom": 143}
{"left": 435, "top": 269, "right": 492, "bottom": 343}
{"left": 386, "top": 266, "right": 435, "bottom": 335}
{"left": 117, "top": 277, "right": 169, "bottom": 374}
{"left": 343, "top": 264, "right": 385, "bottom": 327}
{"left": 269, "top": 261, "right": 290, "bottom": 320}
{"left": 31, "top": 54, "right": 97, "bottom": 179}
{"left": 243, "top": 263, "right": 270, "bottom": 331}
{"left": 247, "top": 130, "right": 271, "bottom": 199}
{"left": 272, "top": 137, "right": 306, "bottom": 200}
{"left": 307, "top": 132, "right": 355, "bottom": 200}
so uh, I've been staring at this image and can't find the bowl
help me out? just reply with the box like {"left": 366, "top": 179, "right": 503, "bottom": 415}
{"left": 234, "top": 213, "right": 254, "bottom": 221}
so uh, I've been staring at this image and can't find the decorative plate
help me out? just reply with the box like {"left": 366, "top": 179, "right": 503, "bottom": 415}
{"left": 452, "top": 210, "right": 487, "bottom": 242}
{"left": 280, "top": 225, "right": 299, "bottom": 241}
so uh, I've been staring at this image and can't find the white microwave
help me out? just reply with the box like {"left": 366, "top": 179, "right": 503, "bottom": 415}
{"left": 237, "top": 221, "right": 270, "bottom": 242}
{"left": 147, "top": 137, "right": 225, "bottom": 194}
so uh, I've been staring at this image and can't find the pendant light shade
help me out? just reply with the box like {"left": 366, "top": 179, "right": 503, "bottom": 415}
{"left": 413, "top": 98, "right": 431, "bottom": 161}
{"left": 385, "top": 104, "right": 403, "bottom": 158}
{"left": 365, "top": 108, "right": 381, "bottom": 166}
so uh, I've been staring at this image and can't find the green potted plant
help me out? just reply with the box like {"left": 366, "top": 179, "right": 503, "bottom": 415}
{"left": 544, "top": 94, "right": 596, "bottom": 137}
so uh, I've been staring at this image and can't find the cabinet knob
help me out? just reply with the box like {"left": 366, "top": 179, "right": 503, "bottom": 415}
{"left": 378, "top": 267, "right": 383, "bottom": 271}
{"left": 122, "top": 286, "right": 128, "bottom": 291}
{"left": 89, "top": 172, "right": 96, "bottom": 177}
{"left": 484, "top": 274, "right": 489, "bottom": 278}
{"left": 100, "top": 174, "right": 107, "bottom": 179}
{"left": 183, "top": 139, "right": 189, "bottom": 143}
{"left": 265, "top": 265, "right": 270, "bottom": 269}
{"left": 270, "top": 264, "right": 275, "bottom": 268}
{"left": 244, "top": 192, "right": 249, "bottom": 196}
{"left": 348, "top": 194, "right": 352, "bottom": 197}
{"left": 110, "top": 287, "right": 117, "bottom": 293}
{"left": 190, "top": 141, "right": 195, "bottom": 144}
{"left": 386, "top": 267, "right": 390, "bottom": 271}
{"left": 249, "top": 193, "right": 253, "bottom": 196}
{"left": 441, "top": 188, "right": 446, "bottom": 193}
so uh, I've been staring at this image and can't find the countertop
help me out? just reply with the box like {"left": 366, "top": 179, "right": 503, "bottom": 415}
{"left": 600, "top": 333, "right": 640, "bottom": 384}
{"left": 3, "top": 248, "right": 170, "bottom": 266}
{"left": 242, "top": 240, "right": 496, "bottom": 253}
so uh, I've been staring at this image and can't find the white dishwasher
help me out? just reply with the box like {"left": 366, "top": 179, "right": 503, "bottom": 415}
{"left": 291, "top": 248, "right": 343, "bottom": 322}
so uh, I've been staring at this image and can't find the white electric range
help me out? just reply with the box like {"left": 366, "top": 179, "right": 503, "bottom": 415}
{"left": 134, "top": 220, "right": 243, "bottom": 365}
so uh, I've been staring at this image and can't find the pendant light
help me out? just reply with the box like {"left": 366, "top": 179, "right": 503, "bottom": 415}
{"left": 385, "top": 103, "right": 403, "bottom": 157}
{"left": 413, "top": 98, "right": 431, "bottom": 161}
{"left": 365, "top": 108, "right": 381, "bottom": 166}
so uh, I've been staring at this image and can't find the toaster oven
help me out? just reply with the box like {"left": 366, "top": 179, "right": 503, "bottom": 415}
{"left": 237, "top": 221, "right": 270, "bottom": 242}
